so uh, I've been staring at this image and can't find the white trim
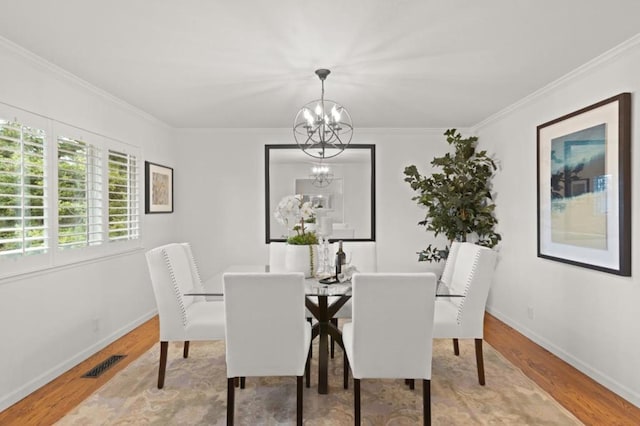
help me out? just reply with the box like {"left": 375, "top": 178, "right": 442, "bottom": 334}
{"left": 179, "top": 127, "right": 468, "bottom": 136}
{"left": 0, "top": 309, "right": 157, "bottom": 412}
{"left": 485, "top": 305, "right": 640, "bottom": 408}
{"left": 472, "top": 33, "right": 640, "bottom": 132}
{"left": 0, "top": 246, "right": 144, "bottom": 284}
{"left": 0, "top": 35, "right": 169, "bottom": 130}
{"left": 0, "top": 100, "right": 142, "bottom": 151}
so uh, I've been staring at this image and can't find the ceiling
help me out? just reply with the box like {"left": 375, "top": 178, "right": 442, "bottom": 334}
{"left": 0, "top": 1, "right": 639, "bottom": 129}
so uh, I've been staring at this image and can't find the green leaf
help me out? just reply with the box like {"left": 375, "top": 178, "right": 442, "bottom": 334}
{"left": 404, "top": 128, "right": 501, "bottom": 259}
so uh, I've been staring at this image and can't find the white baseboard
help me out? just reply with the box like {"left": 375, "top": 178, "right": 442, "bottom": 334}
{"left": 486, "top": 306, "right": 640, "bottom": 409}
{"left": 0, "top": 309, "right": 157, "bottom": 412}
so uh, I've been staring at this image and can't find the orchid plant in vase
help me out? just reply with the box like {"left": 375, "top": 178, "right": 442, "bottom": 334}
{"left": 274, "top": 194, "right": 319, "bottom": 245}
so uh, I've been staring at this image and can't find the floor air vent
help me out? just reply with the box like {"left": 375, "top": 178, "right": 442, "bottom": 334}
{"left": 82, "top": 355, "right": 126, "bottom": 378}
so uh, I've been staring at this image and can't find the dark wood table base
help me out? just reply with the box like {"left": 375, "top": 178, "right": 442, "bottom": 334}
{"left": 305, "top": 294, "right": 350, "bottom": 394}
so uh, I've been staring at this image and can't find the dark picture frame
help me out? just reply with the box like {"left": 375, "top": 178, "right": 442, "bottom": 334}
{"left": 537, "top": 93, "right": 631, "bottom": 276}
{"left": 145, "top": 161, "right": 173, "bottom": 214}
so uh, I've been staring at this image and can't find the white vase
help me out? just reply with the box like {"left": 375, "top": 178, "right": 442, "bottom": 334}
{"left": 285, "top": 244, "right": 319, "bottom": 278}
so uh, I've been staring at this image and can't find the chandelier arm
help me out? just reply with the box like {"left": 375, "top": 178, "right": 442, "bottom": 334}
{"left": 326, "top": 126, "right": 347, "bottom": 149}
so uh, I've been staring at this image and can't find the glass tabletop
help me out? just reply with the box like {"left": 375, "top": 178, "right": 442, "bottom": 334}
{"left": 184, "top": 266, "right": 464, "bottom": 298}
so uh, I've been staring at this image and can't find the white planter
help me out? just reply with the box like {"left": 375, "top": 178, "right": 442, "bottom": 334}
{"left": 285, "top": 244, "right": 319, "bottom": 278}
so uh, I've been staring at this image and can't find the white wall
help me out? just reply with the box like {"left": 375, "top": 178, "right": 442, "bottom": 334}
{"left": 173, "top": 128, "right": 460, "bottom": 285}
{"left": 0, "top": 39, "right": 177, "bottom": 409}
{"left": 475, "top": 37, "right": 640, "bottom": 407}
{"left": 5, "top": 24, "right": 638, "bottom": 414}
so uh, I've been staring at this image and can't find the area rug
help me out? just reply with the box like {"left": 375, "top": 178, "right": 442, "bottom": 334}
{"left": 57, "top": 339, "right": 582, "bottom": 425}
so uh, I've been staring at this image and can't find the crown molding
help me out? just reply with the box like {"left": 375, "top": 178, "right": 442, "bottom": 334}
{"left": 472, "top": 32, "right": 640, "bottom": 132}
{"left": 174, "top": 127, "right": 467, "bottom": 137}
{"left": 0, "top": 35, "right": 170, "bottom": 129}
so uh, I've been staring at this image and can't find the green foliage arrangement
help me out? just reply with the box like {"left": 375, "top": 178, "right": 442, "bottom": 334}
{"left": 403, "top": 129, "right": 501, "bottom": 262}
{"left": 287, "top": 231, "right": 319, "bottom": 246}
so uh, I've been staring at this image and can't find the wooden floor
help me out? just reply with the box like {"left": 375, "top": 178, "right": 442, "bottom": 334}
{"left": 1, "top": 313, "right": 639, "bottom": 425}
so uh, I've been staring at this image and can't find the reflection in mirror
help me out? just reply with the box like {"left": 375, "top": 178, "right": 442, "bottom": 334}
{"left": 265, "top": 144, "right": 375, "bottom": 242}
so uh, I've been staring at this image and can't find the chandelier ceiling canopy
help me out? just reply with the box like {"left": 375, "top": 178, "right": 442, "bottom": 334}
{"left": 293, "top": 69, "right": 353, "bottom": 159}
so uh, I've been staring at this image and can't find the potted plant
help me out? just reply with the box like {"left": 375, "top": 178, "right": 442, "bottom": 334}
{"left": 274, "top": 195, "right": 319, "bottom": 276}
{"left": 403, "top": 129, "right": 501, "bottom": 263}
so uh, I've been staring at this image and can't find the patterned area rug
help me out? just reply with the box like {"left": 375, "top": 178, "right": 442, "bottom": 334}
{"left": 57, "top": 338, "right": 582, "bottom": 425}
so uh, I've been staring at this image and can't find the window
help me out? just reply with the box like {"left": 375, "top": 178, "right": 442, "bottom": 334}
{"left": 0, "top": 119, "right": 48, "bottom": 257}
{"left": 108, "top": 150, "right": 139, "bottom": 242}
{"left": 0, "top": 105, "right": 141, "bottom": 276}
{"left": 57, "top": 136, "right": 103, "bottom": 249}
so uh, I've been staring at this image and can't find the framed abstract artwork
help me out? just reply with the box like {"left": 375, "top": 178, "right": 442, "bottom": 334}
{"left": 537, "top": 93, "right": 631, "bottom": 276}
{"left": 145, "top": 161, "right": 173, "bottom": 214}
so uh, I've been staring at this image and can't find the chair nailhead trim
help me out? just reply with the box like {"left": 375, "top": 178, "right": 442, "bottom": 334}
{"left": 184, "top": 243, "right": 205, "bottom": 293}
{"left": 456, "top": 250, "right": 481, "bottom": 325}
{"left": 161, "top": 248, "right": 189, "bottom": 327}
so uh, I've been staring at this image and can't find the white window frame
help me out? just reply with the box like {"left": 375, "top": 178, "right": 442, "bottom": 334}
{"left": 56, "top": 134, "right": 104, "bottom": 250}
{"left": 0, "top": 103, "right": 142, "bottom": 279}
{"left": 108, "top": 149, "right": 140, "bottom": 243}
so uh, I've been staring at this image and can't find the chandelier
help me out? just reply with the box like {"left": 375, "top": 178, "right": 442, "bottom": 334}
{"left": 293, "top": 69, "right": 353, "bottom": 159}
{"left": 310, "top": 163, "right": 334, "bottom": 188}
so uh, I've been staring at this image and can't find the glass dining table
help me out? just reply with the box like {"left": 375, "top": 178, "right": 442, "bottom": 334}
{"left": 185, "top": 265, "right": 463, "bottom": 395}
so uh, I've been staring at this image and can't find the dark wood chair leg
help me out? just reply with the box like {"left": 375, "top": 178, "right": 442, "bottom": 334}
{"left": 234, "top": 377, "right": 239, "bottom": 388}
{"left": 307, "top": 318, "right": 313, "bottom": 358}
{"left": 306, "top": 348, "right": 311, "bottom": 388}
{"left": 240, "top": 377, "right": 245, "bottom": 389}
{"left": 297, "top": 376, "right": 303, "bottom": 426}
{"left": 423, "top": 379, "right": 431, "bottom": 426}
{"left": 354, "top": 378, "right": 361, "bottom": 425}
{"left": 330, "top": 318, "right": 338, "bottom": 358}
{"left": 453, "top": 338, "right": 459, "bottom": 356}
{"left": 183, "top": 341, "right": 190, "bottom": 358}
{"left": 158, "top": 341, "right": 168, "bottom": 389}
{"left": 227, "top": 377, "right": 235, "bottom": 426}
{"left": 343, "top": 351, "right": 349, "bottom": 389}
{"left": 408, "top": 379, "right": 415, "bottom": 390}
{"left": 475, "top": 338, "right": 485, "bottom": 385}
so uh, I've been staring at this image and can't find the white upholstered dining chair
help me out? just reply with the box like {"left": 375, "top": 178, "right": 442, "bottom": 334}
{"left": 329, "top": 241, "right": 377, "bottom": 355}
{"left": 433, "top": 242, "right": 498, "bottom": 385}
{"left": 223, "top": 272, "right": 311, "bottom": 426}
{"left": 268, "top": 241, "right": 287, "bottom": 272}
{"left": 342, "top": 272, "right": 437, "bottom": 425}
{"left": 145, "top": 243, "right": 225, "bottom": 389}
{"left": 439, "top": 241, "right": 462, "bottom": 288}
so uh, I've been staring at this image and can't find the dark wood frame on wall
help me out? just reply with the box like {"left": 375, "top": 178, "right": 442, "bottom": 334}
{"left": 145, "top": 161, "right": 174, "bottom": 214}
{"left": 265, "top": 144, "right": 376, "bottom": 243}
{"left": 536, "top": 93, "right": 631, "bottom": 276}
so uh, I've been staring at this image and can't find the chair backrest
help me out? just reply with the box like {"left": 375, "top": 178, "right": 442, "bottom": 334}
{"left": 268, "top": 242, "right": 287, "bottom": 272}
{"left": 449, "top": 243, "right": 498, "bottom": 333}
{"left": 350, "top": 273, "right": 437, "bottom": 380}
{"left": 332, "top": 241, "right": 377, "bottom": 272}
{"left": 145, "top": 243, "right": 205, "bottom": 340}
{"left": 439, "top": 241, "right": 461, "bottom": 287}
{"left": 223, "top": 272, "right": 308, "bottom": 378}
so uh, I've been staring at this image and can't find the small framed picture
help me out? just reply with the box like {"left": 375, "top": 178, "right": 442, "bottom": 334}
{"left": 145, "top": 161, "right": 173, "bottom": 214}
{"left": 537, "top": 93, "right": 631, "bottom": 276}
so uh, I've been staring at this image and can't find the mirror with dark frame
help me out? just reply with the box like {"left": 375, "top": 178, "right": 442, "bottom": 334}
{"left": 265, "top": 144, "right": 376, "bottom": 243}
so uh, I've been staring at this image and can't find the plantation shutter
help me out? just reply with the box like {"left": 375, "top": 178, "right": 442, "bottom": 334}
{"left": 57, "top": 136, "right": 103, "bottom": 248}
{"left": 0, "top": 119, "right": 48, "bottom": 256}
{"left": 108, "top": 150, "right": 139, "bottom": 241}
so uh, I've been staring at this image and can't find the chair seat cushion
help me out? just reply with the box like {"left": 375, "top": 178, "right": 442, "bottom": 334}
{"left": 185, "top": 301, "right": 226, "bottom": 340}
{"left": 432, "top": 299, "right": 460, "bottom": 337}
